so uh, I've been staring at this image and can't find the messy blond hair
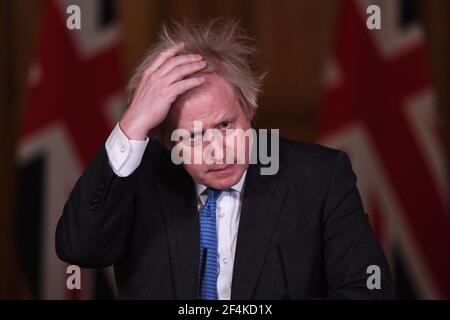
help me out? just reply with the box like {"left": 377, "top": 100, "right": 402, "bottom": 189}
{"left": 127, "top": 18, "right": 265, "bottom": 120}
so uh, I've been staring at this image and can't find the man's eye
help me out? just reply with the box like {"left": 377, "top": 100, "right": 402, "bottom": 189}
{"left": 187, "top": 132, "right": 202, "bottom": 143}
{"left": 219, "top": 121, "right": 230, "bottom": 129}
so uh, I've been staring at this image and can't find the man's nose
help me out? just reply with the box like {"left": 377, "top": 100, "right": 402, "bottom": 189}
{"left": 205, "top": 135, "right": 225, "bottom": 163}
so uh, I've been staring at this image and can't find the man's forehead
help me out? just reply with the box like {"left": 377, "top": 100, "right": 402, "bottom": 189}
{"left": 169, "top": 74, "right": 239, "bottom": 125}
{"left": 173, "top": 103, "right": 238, "bottom": 132}
{"left": 174, "top": 73, "right": 234, "bottom": 107}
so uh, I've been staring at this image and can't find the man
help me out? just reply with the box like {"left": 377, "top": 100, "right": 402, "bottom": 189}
{"left": 55, "top": 19, "right": 392, "bottom": 299}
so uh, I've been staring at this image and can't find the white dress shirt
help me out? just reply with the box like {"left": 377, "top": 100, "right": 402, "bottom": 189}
{"left": 195, "top": 170, "right": 246, "bottom": 300}
{"left": 105, "top": 123, "right": 246, "bottom": 300}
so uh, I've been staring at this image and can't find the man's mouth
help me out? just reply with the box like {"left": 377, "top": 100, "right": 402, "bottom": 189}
{"left": 208, "top": 164, "right": 232, "bottom": 172}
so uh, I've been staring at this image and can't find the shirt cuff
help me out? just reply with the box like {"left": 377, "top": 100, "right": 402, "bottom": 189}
{"left": 105, "top": 123, "right": 149, "bottom": 177}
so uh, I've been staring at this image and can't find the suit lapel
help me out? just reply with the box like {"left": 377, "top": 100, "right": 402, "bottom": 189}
{"left": 231, "top": 161, "right": 288, "bottom": 299}
{"left": 154, "top": 161, "right": 200, "bottom": 299}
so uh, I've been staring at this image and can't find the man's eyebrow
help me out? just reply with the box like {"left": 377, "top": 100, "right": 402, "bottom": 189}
{"left": 214, "top": 112, "right": 237, "bottom": 127}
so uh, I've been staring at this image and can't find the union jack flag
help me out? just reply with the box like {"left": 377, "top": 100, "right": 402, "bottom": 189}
{"left": 319, "top": 0, "right": 449, "bottom": 299}
{"left": 16, "top": 0, "right": 124, "bottom": 299}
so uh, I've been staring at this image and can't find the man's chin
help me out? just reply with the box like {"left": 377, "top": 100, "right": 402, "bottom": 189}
{"left": 205, "top": 165, "right": 244, "bottom": 190}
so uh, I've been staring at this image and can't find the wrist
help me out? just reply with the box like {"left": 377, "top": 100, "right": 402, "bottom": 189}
{"left": 119, "top": 113, "right": 149, "bottom": 141}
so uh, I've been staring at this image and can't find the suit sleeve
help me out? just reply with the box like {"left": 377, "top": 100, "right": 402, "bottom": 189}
{"left": 322, "top": 151, "right": 394, "bottom": 299}
{"left": 55, "top": 144, "right": 138, "bottom": 268}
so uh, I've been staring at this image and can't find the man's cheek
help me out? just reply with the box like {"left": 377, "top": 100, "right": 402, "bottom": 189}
{"left": 225, "top": 133, "right": 248, "bottom": 164}
{"left": 171, "top": 142, "right": 203, "bottom": 165}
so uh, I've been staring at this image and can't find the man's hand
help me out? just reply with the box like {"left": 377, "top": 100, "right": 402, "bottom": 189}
{"left": 119, "top": 42, "right": 206, "bottom": 140}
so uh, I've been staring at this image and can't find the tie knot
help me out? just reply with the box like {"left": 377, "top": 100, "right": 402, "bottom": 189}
{"left": 206, "top": 188, "right": 222, "bottom": 202}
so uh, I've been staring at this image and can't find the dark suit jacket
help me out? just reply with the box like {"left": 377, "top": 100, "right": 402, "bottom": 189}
{"left": 55, "top": 135, "right": 393, "bottom": 299}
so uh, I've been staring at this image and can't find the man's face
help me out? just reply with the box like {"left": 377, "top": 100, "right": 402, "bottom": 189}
{"left": 166, "top": 74, "right": 252, "bottom": 190}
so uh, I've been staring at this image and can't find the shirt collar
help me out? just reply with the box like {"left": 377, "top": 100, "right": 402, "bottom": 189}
{"left": 195, "top": 169, "right": 247, "bottom": 196}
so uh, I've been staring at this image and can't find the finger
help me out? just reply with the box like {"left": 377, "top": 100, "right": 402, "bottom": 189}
{"left": 145, "top": 42, "right": 185, "bottom": 76}
{"left": 169, "top": 77, "right": 206, "bottom": 97}
{"left": 163, "top": 61, "right": 207, "bottom": 85}
{"left": 133, "top": 43, "right": 186, "bottom": 99}
{"left": 154, "top": 54, "right": 203, "bottom": 79}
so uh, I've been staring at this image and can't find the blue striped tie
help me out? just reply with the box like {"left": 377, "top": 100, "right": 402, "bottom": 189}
{"left": 198, "top": 188, "right": 222, "bottom": 300}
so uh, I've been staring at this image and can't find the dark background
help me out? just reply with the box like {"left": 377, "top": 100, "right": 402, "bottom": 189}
{"left": 0, "top": 0, "right": 449, "bottom": 299}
